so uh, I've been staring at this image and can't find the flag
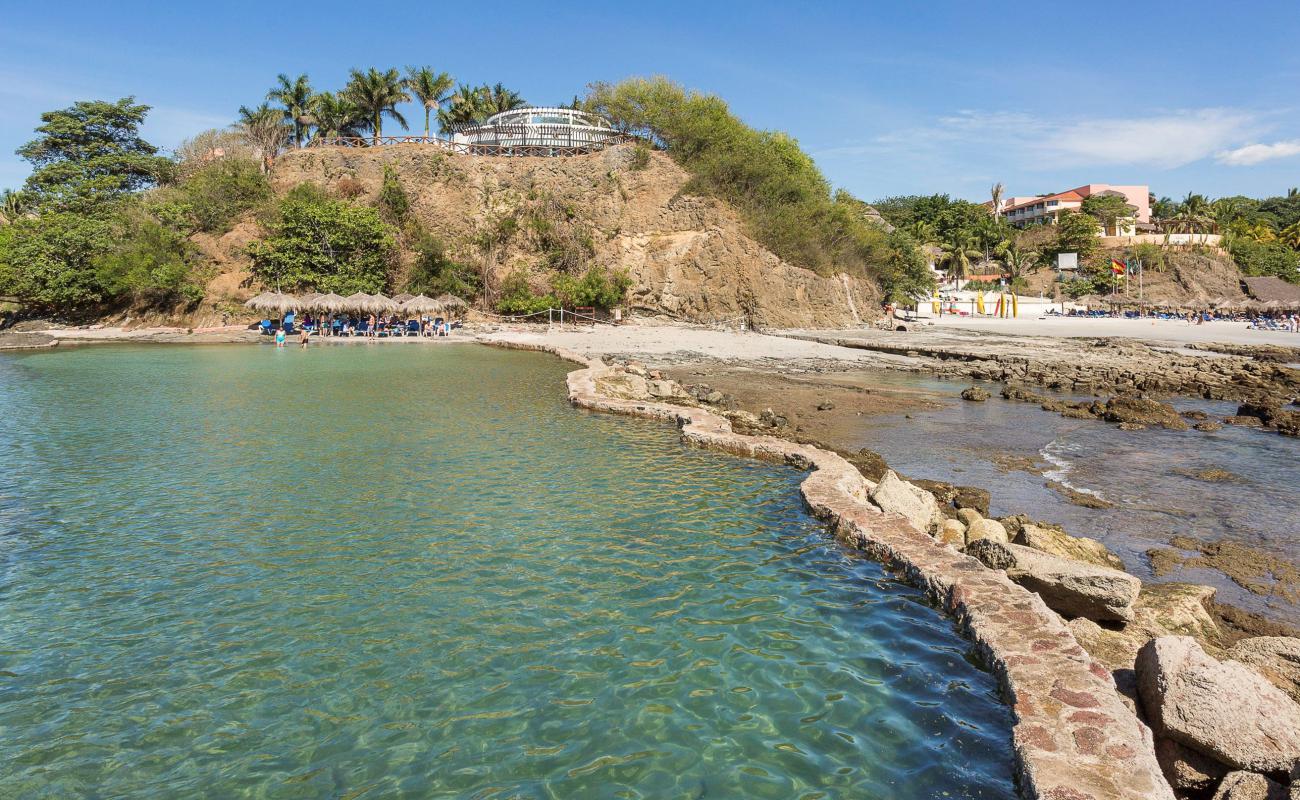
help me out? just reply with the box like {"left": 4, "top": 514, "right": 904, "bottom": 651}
{"left": 1111, "top": 258, "right": 1127, "bottom": 275}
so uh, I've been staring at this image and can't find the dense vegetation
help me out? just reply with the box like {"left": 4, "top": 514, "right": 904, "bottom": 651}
{"left": 584, "top": 77, "right": 932, "bottom": 302}
{"left": 0, "top": 99, "right": 209, "bottom": 311}
{"left": 1150, "top": 191, "right": 1300, "bottom": 283}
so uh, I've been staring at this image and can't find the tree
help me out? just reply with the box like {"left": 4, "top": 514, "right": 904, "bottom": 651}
{"left": 1173, "top": 192, "right": 1214, "bottom": 233}
{"left": 247, "top": 185, "right": 396, "bottom": 293}
{"left": 310, "top": 92, "right": 363, "bottom": 140}
{"left": 1279, "top": 221, "right": 1300, "bottom": 250}
{"left": 1, "top": 189, "right": 32, "bottom": 224}
{"left": 404, "top": 66, "right": 454, "bottom": 139}
{"left": 266, "top": 73, "right": 314, "bottom": 148}
{"left": 990, "top": 182, "right": 1004, "bottom": 217}
{"left": 343, "top": 67, "right": 410, "bottom": 144}
{"left": 482, "top": 83, "right": 526, "bottom": 116}
{"left": 1048, "top": 210, "right": 1100, "bottom": 262}
{"left": 236, "top": 103, "right": 289, "bottom": 173}
{"left": 995, "top": 238, "right": 1040, "bottom": 282}
{"left": 0, "top": 212, "right": 116, "bottom": 309}
{"left": 17, "top": 97, "right": 171, "bottom": 212}
{"left": 1080, "top": 193, "right": 1135, "bottom": 236}
{"left": 938, "top": 233, "right": 981, "bottom": 284}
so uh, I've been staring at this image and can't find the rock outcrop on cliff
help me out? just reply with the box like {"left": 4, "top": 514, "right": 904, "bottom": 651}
{"left": 268, "top": 145, "right": 879, "bottom": 328}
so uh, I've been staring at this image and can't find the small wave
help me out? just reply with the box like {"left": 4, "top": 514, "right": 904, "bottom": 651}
{"left": 1040, "top": 440, "right": 1106, "bottom": 500}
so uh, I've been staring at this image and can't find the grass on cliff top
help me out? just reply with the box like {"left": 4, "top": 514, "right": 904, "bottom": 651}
{"left": 585, "top": 77, "right": 930, "bottom": 299}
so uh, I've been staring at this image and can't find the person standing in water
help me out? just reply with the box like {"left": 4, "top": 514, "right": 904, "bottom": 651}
{"left": 299, "top": 327, "right": 310, "bottom": 348}
{"left": 275, "top": 327, "right": 286, "bottom": 348}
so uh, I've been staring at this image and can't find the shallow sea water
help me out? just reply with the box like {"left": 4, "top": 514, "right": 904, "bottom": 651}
{"left": 0, "top": 344, "right": 1014, "bottom": 798}
{"left": 844, "top": 371, "right": 1300, "bottom": 620}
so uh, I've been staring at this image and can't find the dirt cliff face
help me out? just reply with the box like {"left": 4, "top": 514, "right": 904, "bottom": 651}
{"left": 270, "top": 144, "right": 879, "bottom": 328}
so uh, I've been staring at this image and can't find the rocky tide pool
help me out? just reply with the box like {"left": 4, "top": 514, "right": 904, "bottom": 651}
{"left": 843, "top": 371, "right": 1300, "bottom": 622}
{"left": 0, "top": 344, "right": 1014, "bottom": 798}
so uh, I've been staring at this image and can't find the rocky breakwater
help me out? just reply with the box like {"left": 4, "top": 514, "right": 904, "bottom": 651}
{"left": 557, "top": 358, "right": 1174, "bottom": 799}
{"left": 574, "top": 357, "right": 1300, "bottom": 799}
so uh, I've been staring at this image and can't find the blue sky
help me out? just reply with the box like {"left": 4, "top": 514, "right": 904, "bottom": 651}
{"left": 3, "top": 1, "right": 1299, "bottom": 203}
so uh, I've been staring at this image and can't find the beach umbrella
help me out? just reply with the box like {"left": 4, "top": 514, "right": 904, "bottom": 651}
{"left": 402, "top": 294, "right": 444, "bottom": 315}
{"left": 243, "top": 292, "right": 277, "bottom": 311}
{"left": 343, "top": 292, "right": 374, "bottom": 312}
{"left": 435, "top": 294, "right": 468, "bottom": 309}
{"left": 316, "top": 293, "right": 347, "bottom": 312}
{"left": 392, "top": 293, "right": 415, "bottom": 303}
{"left": 298, "top": 292, "right": 324, "bottom": 309}
{"left": 369, "top": 293, "right": 399, "bottom": 314}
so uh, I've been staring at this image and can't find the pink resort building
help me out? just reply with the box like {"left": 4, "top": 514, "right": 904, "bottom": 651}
{"left": 994, "top": 184, "right": 1151, "bottom": 235}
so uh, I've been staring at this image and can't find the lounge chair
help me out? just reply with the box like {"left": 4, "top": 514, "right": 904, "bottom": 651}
{"left": 259, "top": 320, "right": 274, "bottom": 336}
{"left": 283, "top": 321, "right": 295, "bottom": 335}
{"left": 354, "top": 321, "right": 370, "bottom": 337}
{"left": 406, "top": 319, "right": 420, "bottom": 335}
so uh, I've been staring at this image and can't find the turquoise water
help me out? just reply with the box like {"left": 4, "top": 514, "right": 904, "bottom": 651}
{"left": 0, "top": 344, "right": 1013, "bottom": 798}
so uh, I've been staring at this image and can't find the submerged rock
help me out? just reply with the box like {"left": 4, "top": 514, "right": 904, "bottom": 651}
{"left": 1136, "top": 636, "right": 1300, "bottom": 774}
{"left": 1101, "top": 394, "right": 1190, "bottom": 430}
{"left": 959, "top": 386, "right": 990, "bottom": 401}
{"left": 966, "top": 540, "right": 1140, "bottom": 622}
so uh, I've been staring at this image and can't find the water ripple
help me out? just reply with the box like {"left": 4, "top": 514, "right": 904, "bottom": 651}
{"left": 0, "top": 344, "right": 1014, "bottom": 798}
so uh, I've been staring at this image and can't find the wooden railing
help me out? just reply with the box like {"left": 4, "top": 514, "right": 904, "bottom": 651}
{"left": 308, "top": 133, "right": 641, "bottom": 156}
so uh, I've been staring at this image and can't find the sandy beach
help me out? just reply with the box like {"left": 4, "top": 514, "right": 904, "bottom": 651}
{"left": 924, "top": 313, "right": 1300, "bottom": 348}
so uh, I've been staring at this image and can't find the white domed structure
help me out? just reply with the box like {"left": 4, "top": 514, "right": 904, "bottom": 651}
{"left": 452, "top": 107, "right": 625, "bottom": 154}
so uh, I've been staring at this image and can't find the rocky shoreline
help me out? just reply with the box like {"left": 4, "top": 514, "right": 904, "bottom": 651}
{"left": 540, "top": 349, "right": 1300, "bottom": 800}
{"left": 495, "top": 340, "right": 1177, "bottom": 800}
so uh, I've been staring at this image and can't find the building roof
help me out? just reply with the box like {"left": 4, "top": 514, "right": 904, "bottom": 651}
{"left": 1242, "top": 276, "right": 1300, "bottom": 303}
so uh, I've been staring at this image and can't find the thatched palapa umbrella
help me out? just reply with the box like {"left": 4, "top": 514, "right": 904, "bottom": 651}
{"left": 244, "top": 291, "right": 299, "bottom": 314}
{"left": 435, "top": 294, "right": 469, "bottom": 315}
{"left": 392, "top": 293, "right": 415, "bottom": 303}
{"left": 343, "top": 292, "right": 374, "bottom": 312}
{"left": 369, "top": 293, "right": 399, "bottom": 314}
{"left": 402, "top": 294, "right": 444, "bottom": 315}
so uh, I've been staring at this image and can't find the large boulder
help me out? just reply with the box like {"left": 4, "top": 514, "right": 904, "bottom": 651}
{"left": 1136, "top": 636, "right": 1300, "bottom": 774}
{"left": 965, "top": 517, "right": 1009, "bottom": 546}
{"left": 937, "top": 519, "right": 966, "bottom": 547}
{"left": 1227, "top": 637, "right": 1300, "bottom": 704}
{"left": 868, "top": 470, "right": 942, "bottom": 535}
{"left": 1210, "top": 771, "right": 1286, "bottom": 800}
{"left": 966, "top": 540, "right": 1140, "bottom": 622}
{"left": 1068, "top": 583, "right": 1226, "bottom": 673}
{"left": 1014, "top": 522, "right": 1125, "bottom": 571}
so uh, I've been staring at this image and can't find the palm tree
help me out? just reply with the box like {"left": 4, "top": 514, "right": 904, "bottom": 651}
{"left": 938, "top": 234, "right": 982, "bottom": 286}
{"left": 1, "top": 188, "right": 31, "bottom": 222}
{"left": 237, "top": 103, "right": 290, "bottom": 172}
{"left": 482, "top": 83, "right": 526, "bottom": 116}
{"left": 310, "top": 92, "right": 363, "bottom": 141}
{"left": 1173, "top": 193, "right": 1214, "bottom": 234}
{"left": 267, "top": 73, "right": 314, "bottom": 148}
{"left": 404, "top": 66, "right": 454, "bottom": 139}
{"left": 1279, "top": 221, "right": 1300, "bottom": 250}
{"left": 990, "top": 182, "right": 1004, "bottom": 217}
{"left": 995, "top": 238, "right": 1040, "bottom": 283}
{"left": 344, "top": 68, "right": 411, "bottom": 145}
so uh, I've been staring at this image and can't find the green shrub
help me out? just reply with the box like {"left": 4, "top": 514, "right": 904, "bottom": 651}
{"left": 585, "top": 77, "right": 898, "bottom": 280}
{"left": 0, "top": 211, "right": 116, "bottom": 309}
{"left": 1229, "top": 237, "right": 1300, "bottom": 282}
{"left": 174, "top": 157, "right": 270, "bottom": 233}
{"left": 95, "top": 210, "right": 206, "bottom": 305}
{"left": 496, "top": 270, "right": 555, "bottom": 315}
{"left": 628, "top": 142, "right": 651, "bottom": 171}
{"left": 377, "top": 164, "right": 410, "bottom": 223}
{"left": 553, "top": 266, "right": 631, "bottom": 308}
{"left": 247, "top": 184, "right": 396, "bottom": 294}
{"left": 404, "top": 227, "right": 481, "bottom": 298}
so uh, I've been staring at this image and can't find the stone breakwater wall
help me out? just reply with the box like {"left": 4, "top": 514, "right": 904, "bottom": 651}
{"left": 488, "top": 339, "right": 1174, "bottom": 800}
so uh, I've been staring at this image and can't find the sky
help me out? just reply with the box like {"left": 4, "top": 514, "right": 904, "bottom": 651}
{"left": 3, "top": 1, "right": 1299, "bottom": 203}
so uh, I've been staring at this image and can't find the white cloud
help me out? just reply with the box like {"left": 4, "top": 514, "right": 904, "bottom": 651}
{"left": 1215, "top": 139, "right": 1300, "bottom": 166}
{"left": 824, "top": 108, "right": 1266, "bottom": 172}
